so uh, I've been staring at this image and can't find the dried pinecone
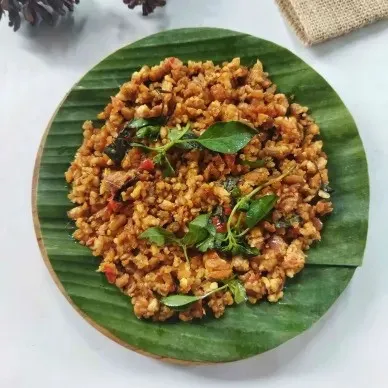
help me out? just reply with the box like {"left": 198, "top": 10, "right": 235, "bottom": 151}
{"left": 0, "top": 0, "right": 79, "bottom": 31}
{"left": 0, "top": 0, "right": 166, "bottom": 31}
{"left": 123, "top": 0, "right": 166, "bottom": 16}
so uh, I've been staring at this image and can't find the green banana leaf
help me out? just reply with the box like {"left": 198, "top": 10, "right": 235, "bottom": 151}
{"left": 33, "top": 28, "right": 369, "bottom": 363}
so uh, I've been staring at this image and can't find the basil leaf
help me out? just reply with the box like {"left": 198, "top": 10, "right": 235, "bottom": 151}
{"left": 136, "top": 125, "right": 161, "bottom": 140}
{"left": 168, "top": 128, "right": 184, "bottom": 142}
{"left": 226, "top": 279, "right": 247, "bottom": 304}
{"left": 223, "top": 176, "right": 239, "bottom": 192}
{"left": 182, "top": 214, "right": 211, "bottom": 246}
{"left": 214, "top": 233, "right": 227, "bottom": 249}
{"left": 105, "top": 117, "right": 166, "bottom": 163}
{"left": 230, "top": 242, "right": 260, "bottom": 256}
{"left": 246, "top": 194, "right": 278, "bottom": 228}
{"left": 161, "top": 283, "right": 228, "bottom": 310}
{"left": 167, "top": 124, "right": 192, "bottom": 143}
{"left": 196, "top": 235, "right": 215, "bottom": 252}
{"left": 241, "top": 159, "right": 265, "bottom": 168}
{"left": 160, "top": 294, "right": 200, "bottom": 310}
{"left": 140, "top": 227, "right": 178, "bottom": 246}
{"left": 237, "top": 200, "right": 250, "bottom": 212}
{"left": 129, "top": 117, "right": 167, "bottom": 130}
{"left": 195, "top": 221, "right": 218, "bottom": 252}
{"left": 197, "top": 229, "right": 225, "bottom": 252}
{"left": 231, "top": 186, "right": 242, "bottom": 198}
{"left": 196, "top": 121, "right": 256, "bottom": 154}
{"left": 160, "top": 155, "right": 175, "bottom": 177}
{"left": 103, "top": 127, "right": 133, "bottom": 164}
{"left": 175, "top": 130, "right": 205, "bottom": 150}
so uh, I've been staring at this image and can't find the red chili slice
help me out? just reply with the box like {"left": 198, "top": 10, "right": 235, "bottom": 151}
{"left": 139, "top": 158, "right": 155, "bottom": 171}
{"left": 223, "top": 205, "right": 232, "bottom": 216}
{"left": 212, "top": 216, "right": 227, "bottom": 233}
{"left": 102, "top": 264, "right": 117, "bottom": 284}
{"left": 107, "top": 197, "right": 122, "bottom": 213}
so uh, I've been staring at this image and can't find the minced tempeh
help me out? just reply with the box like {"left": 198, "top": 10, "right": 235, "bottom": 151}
{"left": 65, "top": 57, "right": 333, "bottom": 321}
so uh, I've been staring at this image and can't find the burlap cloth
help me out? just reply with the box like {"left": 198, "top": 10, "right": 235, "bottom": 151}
{"left": 276, "top": 0, "right": 388, "bottom": 45}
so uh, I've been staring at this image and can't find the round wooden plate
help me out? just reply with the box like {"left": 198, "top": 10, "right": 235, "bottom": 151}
{"left": 32, "top": 28, "right": 368, "bottom": 364}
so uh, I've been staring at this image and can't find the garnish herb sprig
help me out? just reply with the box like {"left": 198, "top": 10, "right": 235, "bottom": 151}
{"left": 161, "top": 278, "right": 247, "bottom": 310}
{"left": 222, "top": 165, "right": 296, "bottom": 253}
{"left": 140, "top": 214, "right": 213, "bottom": 261}
{"left": 131, "top": 120, "right": 257, "bottom": 176}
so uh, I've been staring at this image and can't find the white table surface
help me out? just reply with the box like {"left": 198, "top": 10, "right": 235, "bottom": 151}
{"left": 1, "top": 1, "right": 387, "bottom": 387}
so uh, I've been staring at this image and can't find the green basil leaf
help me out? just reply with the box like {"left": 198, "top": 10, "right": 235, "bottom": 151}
{"left": 197, "top": 229, "right": 224, "bottom": 252}
{"left": 167, "top": 124, "right": 192, "bottom": 143}
{"left": 214, "top": 233, "right": 227, "bottom": 249}
{"left": 160, "top": 294, "right": 200, "bottom": 310}
{"left": 136, "top": 125, "right": 161, "bottom": 140}
{"left": 168, "top": 128, "right": 184, "bottom": 142}
{"left": 153, "top": 153, "right": 163, "bottom": 164}
{"left": 196, "top": 121, "right": 256, "bottom": 153}
{"left": 161, "top": 283, "right": 228, "bottom": 310}
{"left": 140, "top": 227, "right": 178, "bottom": 246}
{"left": 182, "top": 214, "right": 211, "bottom": 246}
{"left": 237, "top": 200, "right": 250, "bottom": 212}
{"left": 230, "top": 242, "right": 260, "bottom": 256}
{"left": 175, "top": 130, "right": 205, "bottom": 150}
{"left": 241, "top": 159, "right": 265, "bottom": 168}
{"left": 226, "top": 279, "right": 247, "bottom": 304}
{"left": 231, "top": 186, "right": 242, "bottom": 199}
{"left": 223, "top": 176, "right": 239, "bottom": 192}
{"left": 246, "top": 194, "right": 278, "bottom": 228}
{"left": 129, "top": 117, "right": 167, "bottom": 130}
{"left": 105, "top": 117, "right": 167, "bottom": 163}
{"left": 196, "top": 235, "right": 216, "bottom": 252}
{"left": 160, "top": 155, "right": 175, "bottom": 177}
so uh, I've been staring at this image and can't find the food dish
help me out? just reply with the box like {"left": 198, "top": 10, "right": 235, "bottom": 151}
{"left": 33, "top": 28, "right": 368, "bottom": 362}
{"left": 66, "top": 57, "right": 334, "bottom": 322}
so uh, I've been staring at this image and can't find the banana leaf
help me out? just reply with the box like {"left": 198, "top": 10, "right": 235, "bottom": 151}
{"left": 33, "top": 28, "right": 369, "bottom": 363}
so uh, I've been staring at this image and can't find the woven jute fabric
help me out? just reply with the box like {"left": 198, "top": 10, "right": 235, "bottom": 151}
{"left": 276, "top": 0, "right": 388, "bottom": 45}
